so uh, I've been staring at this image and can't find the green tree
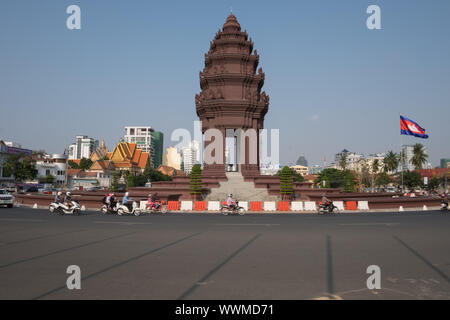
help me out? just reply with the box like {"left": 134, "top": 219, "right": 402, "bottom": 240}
{"left": 133, "top": 174, "right": 148, "bottom": 187}
{"left": 67, "top": 160, "right": 79, "bottom": 169}
{"left": 110, "top": 172, "right": 119, "bottom": 192}
{"left": 189, "top": 164, "right": 202, "bottom": 197}
{"left": 401, "top": 170, "right": 423, "bottom": 189}
{"left": 375, "top": 172, "right": 391, "bottom": 188}
{"left": 275, "top": 167, "right": 304, "bottom": 183}
{"left": 410, "top": 143, "right": 428, "bottom": 170}
{"left": 343, "top": 171, "right": 356, "bottom": 192}
{"left": 357, "top": 159, "right": 370, "bottom": 191}
{"left": 426, "top": 176, "right": 440, "bottom": 191}
{"left": 3, "top": 153, "right": 38, "bottom": 182}
{"left": 315, "top": 168, "right": 346, "bottom": 189}
{"left": 126, "top": 174, "right": 135, "bottom": 189}
{"left": 78, "top": 158, "right": 93, "bottom": 170}
{"left": 279, "top": 166, "right": 293, "bottom": 199}
{"left": 143, "top": 167, "right": 172, "bottom": 182}
{"left": 383, "top": 151, "right": 399, "bottom": 173}
{"left": 38, "top": 174, "right": 55, "bottom": 184}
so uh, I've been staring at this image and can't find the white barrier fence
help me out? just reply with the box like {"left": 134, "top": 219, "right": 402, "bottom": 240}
{"left": 163, "top": 200, "right": 376, "bottom": 212}
{"left": 263, "top": 201, "right": 276, "bottom": 211}
{"left": 357, "top": 201, "right": 370, "bottom": 210}
{"left": 180, "top": 201, "right": 193, "bottom": 211}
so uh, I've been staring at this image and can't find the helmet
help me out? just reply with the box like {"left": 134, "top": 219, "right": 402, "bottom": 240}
{"left": 66, "top": 192, "right": 71, "bottom": 196}
{"left": 125, "top": 192, "right": 129, "bottom": 197}
{"left": 148, "top": 194, "right": 152, "bottom": 197}
{"left": 57, "top": 192, "right": 62, "bottom": 196}
{"left": 228, "top": 194, "right": 232, "bottom": 197}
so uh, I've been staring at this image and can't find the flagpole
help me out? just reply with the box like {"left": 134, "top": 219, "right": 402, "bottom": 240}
{"left": 399, "top": 114, "right": 404, "bottom": 194}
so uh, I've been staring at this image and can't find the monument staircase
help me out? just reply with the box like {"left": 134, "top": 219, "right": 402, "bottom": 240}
{"left": 205, "top": 172, "right": 278, "bottom": 202}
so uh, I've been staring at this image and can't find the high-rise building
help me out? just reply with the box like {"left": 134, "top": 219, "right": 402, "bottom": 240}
{"left": 152, "top": 131, "right": 164, "bottom": 169}
{"left": 441, "top": 158, "right": 450, "bottom": 168}
{"left": 296, "top": 155, "right": 308, "bottom": 167}
{"left": 182, "top": 141, "right": 201, "bottom": 174}
{"left": 68, "top": 135, "right": 99, "bottom": 160}
{"left": 163, "top": 147, "right": 181, "bottom": 170}
{"left": 400, "top": 145, "right": 432, "bottom": 171}
{"left": 333, "top": 149, "right": 364, "bottom": 171}
{"left": 124, "top": 126, "right": 157, "bottom": 166}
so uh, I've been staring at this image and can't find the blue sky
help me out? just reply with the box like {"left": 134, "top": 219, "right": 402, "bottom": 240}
{"left": 0, "top": 0, "right": 449, "bottom": 166}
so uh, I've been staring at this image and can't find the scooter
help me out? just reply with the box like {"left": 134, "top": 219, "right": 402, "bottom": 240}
{"left": 317, "top": 202, "right": 338, "bottom": 214}
{"left": 49, "top": 200, "right": 81, "bottom": 215}
{"left": 142, "top": 201, "right": 168, "bottom": 214}
{"left": 100, "top": 202, "right": 119, "bottom": 215}
{"left": 116, "top": 201, "right": 141, "bottom": 216}
{"left": 220, "top": 201, "right": 245, "bottom": 216}
{"left": 441, "top": 199, "right": 448, "bottom": 212}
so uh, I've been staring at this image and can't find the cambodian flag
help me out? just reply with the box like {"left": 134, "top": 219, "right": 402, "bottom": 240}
{"left": 400, "top": 115, "right": 429, "bottom": 139}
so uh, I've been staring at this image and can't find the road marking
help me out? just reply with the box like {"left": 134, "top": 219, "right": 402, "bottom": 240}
{"left": 339, "top": 223, "right": 399, "bottom": 226}
{"left": 94, "top": 221, "right": 152, "bottom": 225}
{"left": 0, "top": 218, "right": 43, "bottom": 222}
{"left": 215, "top": 223, "right": 280, "bottom": 226}
{"left": 34, "top": 232, "right": 202, "bottom": 300}
{"left": 178, "top": 233, "right": 261, "bottom": 300}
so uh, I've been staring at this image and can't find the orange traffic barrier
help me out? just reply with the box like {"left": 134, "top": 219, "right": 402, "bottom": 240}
{"left": 277, "top": 201, "right": 290, "bottom": 211}
{"left": 250, "top": 201, "right": 263, "bottom": 211}
{"left": 194, "top": 201, "right": 206, "bottom": 211}
{"left": 345, "top": 201, "right": 357, "bottom": 210}
{"left": 167, "top": 201, "right": 179, "bottom": 210}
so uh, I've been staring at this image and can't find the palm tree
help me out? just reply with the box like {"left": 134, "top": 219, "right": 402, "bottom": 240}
{"left": 383, "top": 151, "right": 399, "bottom": 173}
{"left": 410, "top": 143, "right": 428, "bottom": 170}
{"left": 339, "top": 153, "right": 348, "bottom": 171}
{"left": 371, "top": 159, "right": 380, "bottom": 192}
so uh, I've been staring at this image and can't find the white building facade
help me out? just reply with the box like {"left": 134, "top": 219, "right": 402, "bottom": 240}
{"left": 68, "top": 135, "right": 99, "bottom": 160}
{"left": 124, "top": 126, "right": 155, "bottom": 165}
{"left": 182, "top": 141, "right": 201, "bottom": 174}
{"left": 35, "top": 154, "right": 67, "bottom": 185}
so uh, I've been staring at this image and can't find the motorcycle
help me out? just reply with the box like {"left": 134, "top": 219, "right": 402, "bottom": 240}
{"left": 142, "top": 201, "right": 168, "bottom": 214}
{"left": 441, "top": 199, "right": 449, "bottom": 212}
{"left": 117, "top": 201, "right": 141, "bottom": 216}
{"left": 317, "top": 202, "right": 338, "bottom": 215}
{"left": 100, "top": 202, "right": 119, "bottom": 215}
{"left": 49, "top": 200, "right": 81, "bottom": 215}
{"left": 220, "top": 201, "right": 245, "bottom": 216}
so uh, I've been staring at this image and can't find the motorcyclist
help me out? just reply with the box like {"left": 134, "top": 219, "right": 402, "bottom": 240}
{"left": 101, "top": 193, "right": 108, "bottom": 205}
{"left": 441, "top": 193, "right": 448, "bottom": 210}
{"left": 109, "top": 193, "right": 117, "bottom": 210}
{"left": 148, "top": 193, "right": 160, "bottom": 210}
{"left": 321, "top": 193, "right": 332, "bottom": 209}
{"left": 122, "top": 192, "right": 133, "bottom": 212}
{"left": 227, "top": 194, "right": 235, "bottom": 210}
{"left": 64, "top": 192, "right": 72, "bottom": 209}
{"left": 54, "top": 192, "right": 64, "bottom": 204}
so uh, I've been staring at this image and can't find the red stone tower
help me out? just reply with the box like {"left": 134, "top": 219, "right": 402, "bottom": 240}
{"left": 195, "top": 14, "right": 269, "bottom": 178}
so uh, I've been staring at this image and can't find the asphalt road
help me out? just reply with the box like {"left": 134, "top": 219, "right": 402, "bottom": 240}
{"left": 0, "top": 207, "right": 449, "bottom": 300}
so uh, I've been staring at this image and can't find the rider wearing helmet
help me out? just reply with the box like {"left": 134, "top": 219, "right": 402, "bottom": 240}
{"left": 321, "top": 193, "right": 331, "bottom": 208}
{"left": 54, "top": 191, "right": 63, "bottom": 204}
{"left": 109, "top": 193, "right": 117, "bottom": 210}
{"left": 122, "top": 192, "right": 132, "bottom": 211}
{"left": 64, "top": 192, "right": 72, "bottom": 209}
{"left": 227, "top": 194, "right": 235, "bottom": 210}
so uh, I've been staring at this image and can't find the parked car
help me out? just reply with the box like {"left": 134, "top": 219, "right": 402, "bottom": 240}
{"left": 0, "top": 189, "right": 14, "bottom": 208}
